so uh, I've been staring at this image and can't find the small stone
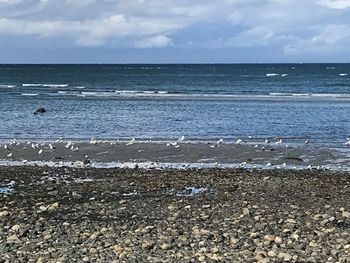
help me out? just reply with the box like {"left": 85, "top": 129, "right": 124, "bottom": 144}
{"left": 274, "top": 236, "right": 283, "bottom": 245}
{"left": 11, "top": 224, "right": 20, "bottom": 232}
{"left": 142, "top": 241, "right": 154, "bottom": 250}
{"left": 119, "top": 200, "right": 127, "bottom": 205}
{"left": 48, "top": 202, "right": 59, "bottom": 211}
{"left": 202, "top": 204, "right": 211, "bottom": 209}
{"left": 309, "top": 241, "right": 318, "bottom": 247}
{"left": 48, "top": 190, "right": 58, "bottom": 196}
{"left": 264, "top": 234, "right": 275, "bottom": 242}
{"left": 342, "top": 211, "right": 350, "bottom": 218}
{"left": 7, "top": 234, "right": 19, "bottom": 242}
{"left": 44, "top": 235, "right": 52, "bottom": 240}
{"left": 113, "top": 245, "right": 124, "bottom": 253}
{"left": 267, "top": 250, "right": 277, "bottom": 257}
{"left": 72, "top": 191, "right": 83, "bottom": 199}
{"left": 278, "top": 252, "right": 292, "bottom": 261}
{"left": 160, "top": 243, "right": 172, "bottom": 250}
{"left": 0, "top": 211, "right": 11, "bottom": 217}
{"left": 243, "top": 208, "right": 250, "bottom": 216}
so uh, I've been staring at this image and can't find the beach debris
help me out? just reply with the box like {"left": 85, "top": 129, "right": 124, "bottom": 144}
{"left": 33, "top": 107, "right": 46, "bottom": 114}
{"left": 176, "top": 187, "right": 207, "bottom": 197}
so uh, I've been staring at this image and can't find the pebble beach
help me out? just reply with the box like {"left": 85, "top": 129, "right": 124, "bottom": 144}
{"left": 1, "top": 166, "right": 349, "bottom": 262}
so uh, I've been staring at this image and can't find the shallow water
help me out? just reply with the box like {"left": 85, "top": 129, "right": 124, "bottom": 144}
{"left": 1, "top": 64, "right": 350, "bottom": 147}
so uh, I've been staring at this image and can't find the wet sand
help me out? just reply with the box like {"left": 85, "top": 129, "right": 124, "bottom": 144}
{"left": 0, "top": 166, "right": 349, "bottom": 262}
{"left": 0, "top": 140, "right": 349, "bottom": 169}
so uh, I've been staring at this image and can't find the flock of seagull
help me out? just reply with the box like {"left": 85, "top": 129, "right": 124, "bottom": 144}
{"left": 0, "top": 136, "right": 348, "bottom": 168}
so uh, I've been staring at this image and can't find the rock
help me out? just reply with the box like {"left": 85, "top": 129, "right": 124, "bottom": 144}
{"left": 48, "top": 202, "right": 59, "bottom": 211}
{"left": 141, "top": 241, "right": 154, "bottom": 250}
{"left": 48, "top": 190, "right": 58, "bottom": 196}
{"left": 264, "top": 234, "right": 275, "bottom": 242}
{"left": 160, "top": 243, "right": 172, "bottom": 250}
{"left": 342, "top": 211, "right": 350, "bottom": 218}
{"left": 309, "top": 241, "right": 318, "bottom": 247}
{"left": 7, "top": 234, "right": 19, "bottom": 243}
{"left": 278, "top": 252, "right": 292, "bottom": 261}
{"left": 34, "top": 107, "right": 46, "bottom": 114}
{"left": 113, "top": 245, "right": 124, "bottom": 254}
{"left": 243, "top": 208, "right": 250, "bottom": 216}
{"left": 72, "top": 191, "right": 83, "bottom": 199}
{"left": 267, "top": 250, "right": 277, "bottom": 257}
{"left": 11, "top": 224, "right": 20, "bottom": 232}
{"left": 274, "top": 236, "right": 283, "bottom": 245}
{"left": 0, "top": 210, "right": 11, "bottom": 217}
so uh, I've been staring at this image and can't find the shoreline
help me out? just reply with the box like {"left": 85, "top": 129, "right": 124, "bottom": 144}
{"left": 1, "top": 166, "right": 349, "bottom": 261}
{"left": 1, "top": 140, "right": 350, "bottom": 171}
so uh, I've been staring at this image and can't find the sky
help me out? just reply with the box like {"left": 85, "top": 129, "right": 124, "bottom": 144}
{"left": 1, "top": 0, "right": 350, "bottom": 63}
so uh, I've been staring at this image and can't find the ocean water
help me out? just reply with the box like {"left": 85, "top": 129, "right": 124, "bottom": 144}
{"left": 1, "top": 64, "right": 350, "bottom": 145}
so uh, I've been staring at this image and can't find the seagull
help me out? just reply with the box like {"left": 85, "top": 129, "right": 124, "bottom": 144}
{"left": 49, "top": 143, "right": 54, "bottom": 150}
{"left": 265, "top": 139, "right": 270, "bottom": 144}
{"left": 216, "top": 139, "right": 224, "bottom": 145}
{"left": 4, "top": 144, "right": 9, "bottom": 150}
{"left": 38, "top": 149, "right": 43, "bottom": 155}
{"left": 276, "top": 139, "right": 283, "bottom": 145}
{"left": 345, "top": 138, "right": 350, "bottom": 146}
{"left": 236, "top": 139, "right": 243, "bottom": 144}
{"left": 178, "top": 136, "right": 185, "bottom": 142}
{"left": 89, "top": 138, "right": 97, "bottom": 145}
{"left": 126, "top": 138, "right": 135, "bottom": 146}
{"left": 6, "top": 152, "right": 13, "bottom": 158}
{"left": 65, "top": 141, "right": 73, "bottom": 149}
{"left": 266, "top": 162, "right": 272, "bottom": 167}
{"left": 305, "top": 140, "right": 309, "bottom": 145}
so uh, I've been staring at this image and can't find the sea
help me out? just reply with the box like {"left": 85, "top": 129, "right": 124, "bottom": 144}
{"left": 1, "top": 64, "right": 350, "bottom": 147}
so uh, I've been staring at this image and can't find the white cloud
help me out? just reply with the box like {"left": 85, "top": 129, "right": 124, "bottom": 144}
{"left": 134, "top": 35, "right": 172, "bottom": 48}
{"left": 319, "top": 0, "right": 350, "bottom": 9}
{"left": 0, "top": 0, "right": 349, "bottom": 59}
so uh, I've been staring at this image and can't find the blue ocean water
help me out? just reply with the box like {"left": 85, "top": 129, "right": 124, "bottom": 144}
{"left": 1, "top": 64, "right": 350, "bottom": 144}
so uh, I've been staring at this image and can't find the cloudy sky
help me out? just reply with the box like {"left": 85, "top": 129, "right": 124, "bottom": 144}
{"left": 1, "top": 0, "right": 350, "bottom": 63}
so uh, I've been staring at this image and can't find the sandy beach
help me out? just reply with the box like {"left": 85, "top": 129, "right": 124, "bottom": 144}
{"left": 0, "top": 166, "right": 349, "bottom": 262}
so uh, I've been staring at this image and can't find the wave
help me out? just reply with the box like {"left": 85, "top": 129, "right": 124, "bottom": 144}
{"left": 21, "top": 93, "right": 39, "bottom": 96}
{"left": 0, "top": 84, "right": 16, "bottom": 88}
{"left": 22, "top": 84, "right": 68, "bottom": 88}
{"left": 339, "top": 73, "right": 348, "bottom": 76}
{"left": 45, "top": 90, "right": 350, "bottom": 101}
{"left": 266, "top": 73, "right": 279, "bottom": 77}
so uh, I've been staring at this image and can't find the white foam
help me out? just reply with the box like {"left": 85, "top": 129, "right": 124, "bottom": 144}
{"left": 21, "top": 93, "right": 39, "bottom": 96}
{"left": 0, "top": 84, "right": 16, "bottom": 88}
{"left": 22, "top": 84, "right": 68, "bottom": 88}
{"left": 266, "top": 73, "right": 279, "bottom": 77}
